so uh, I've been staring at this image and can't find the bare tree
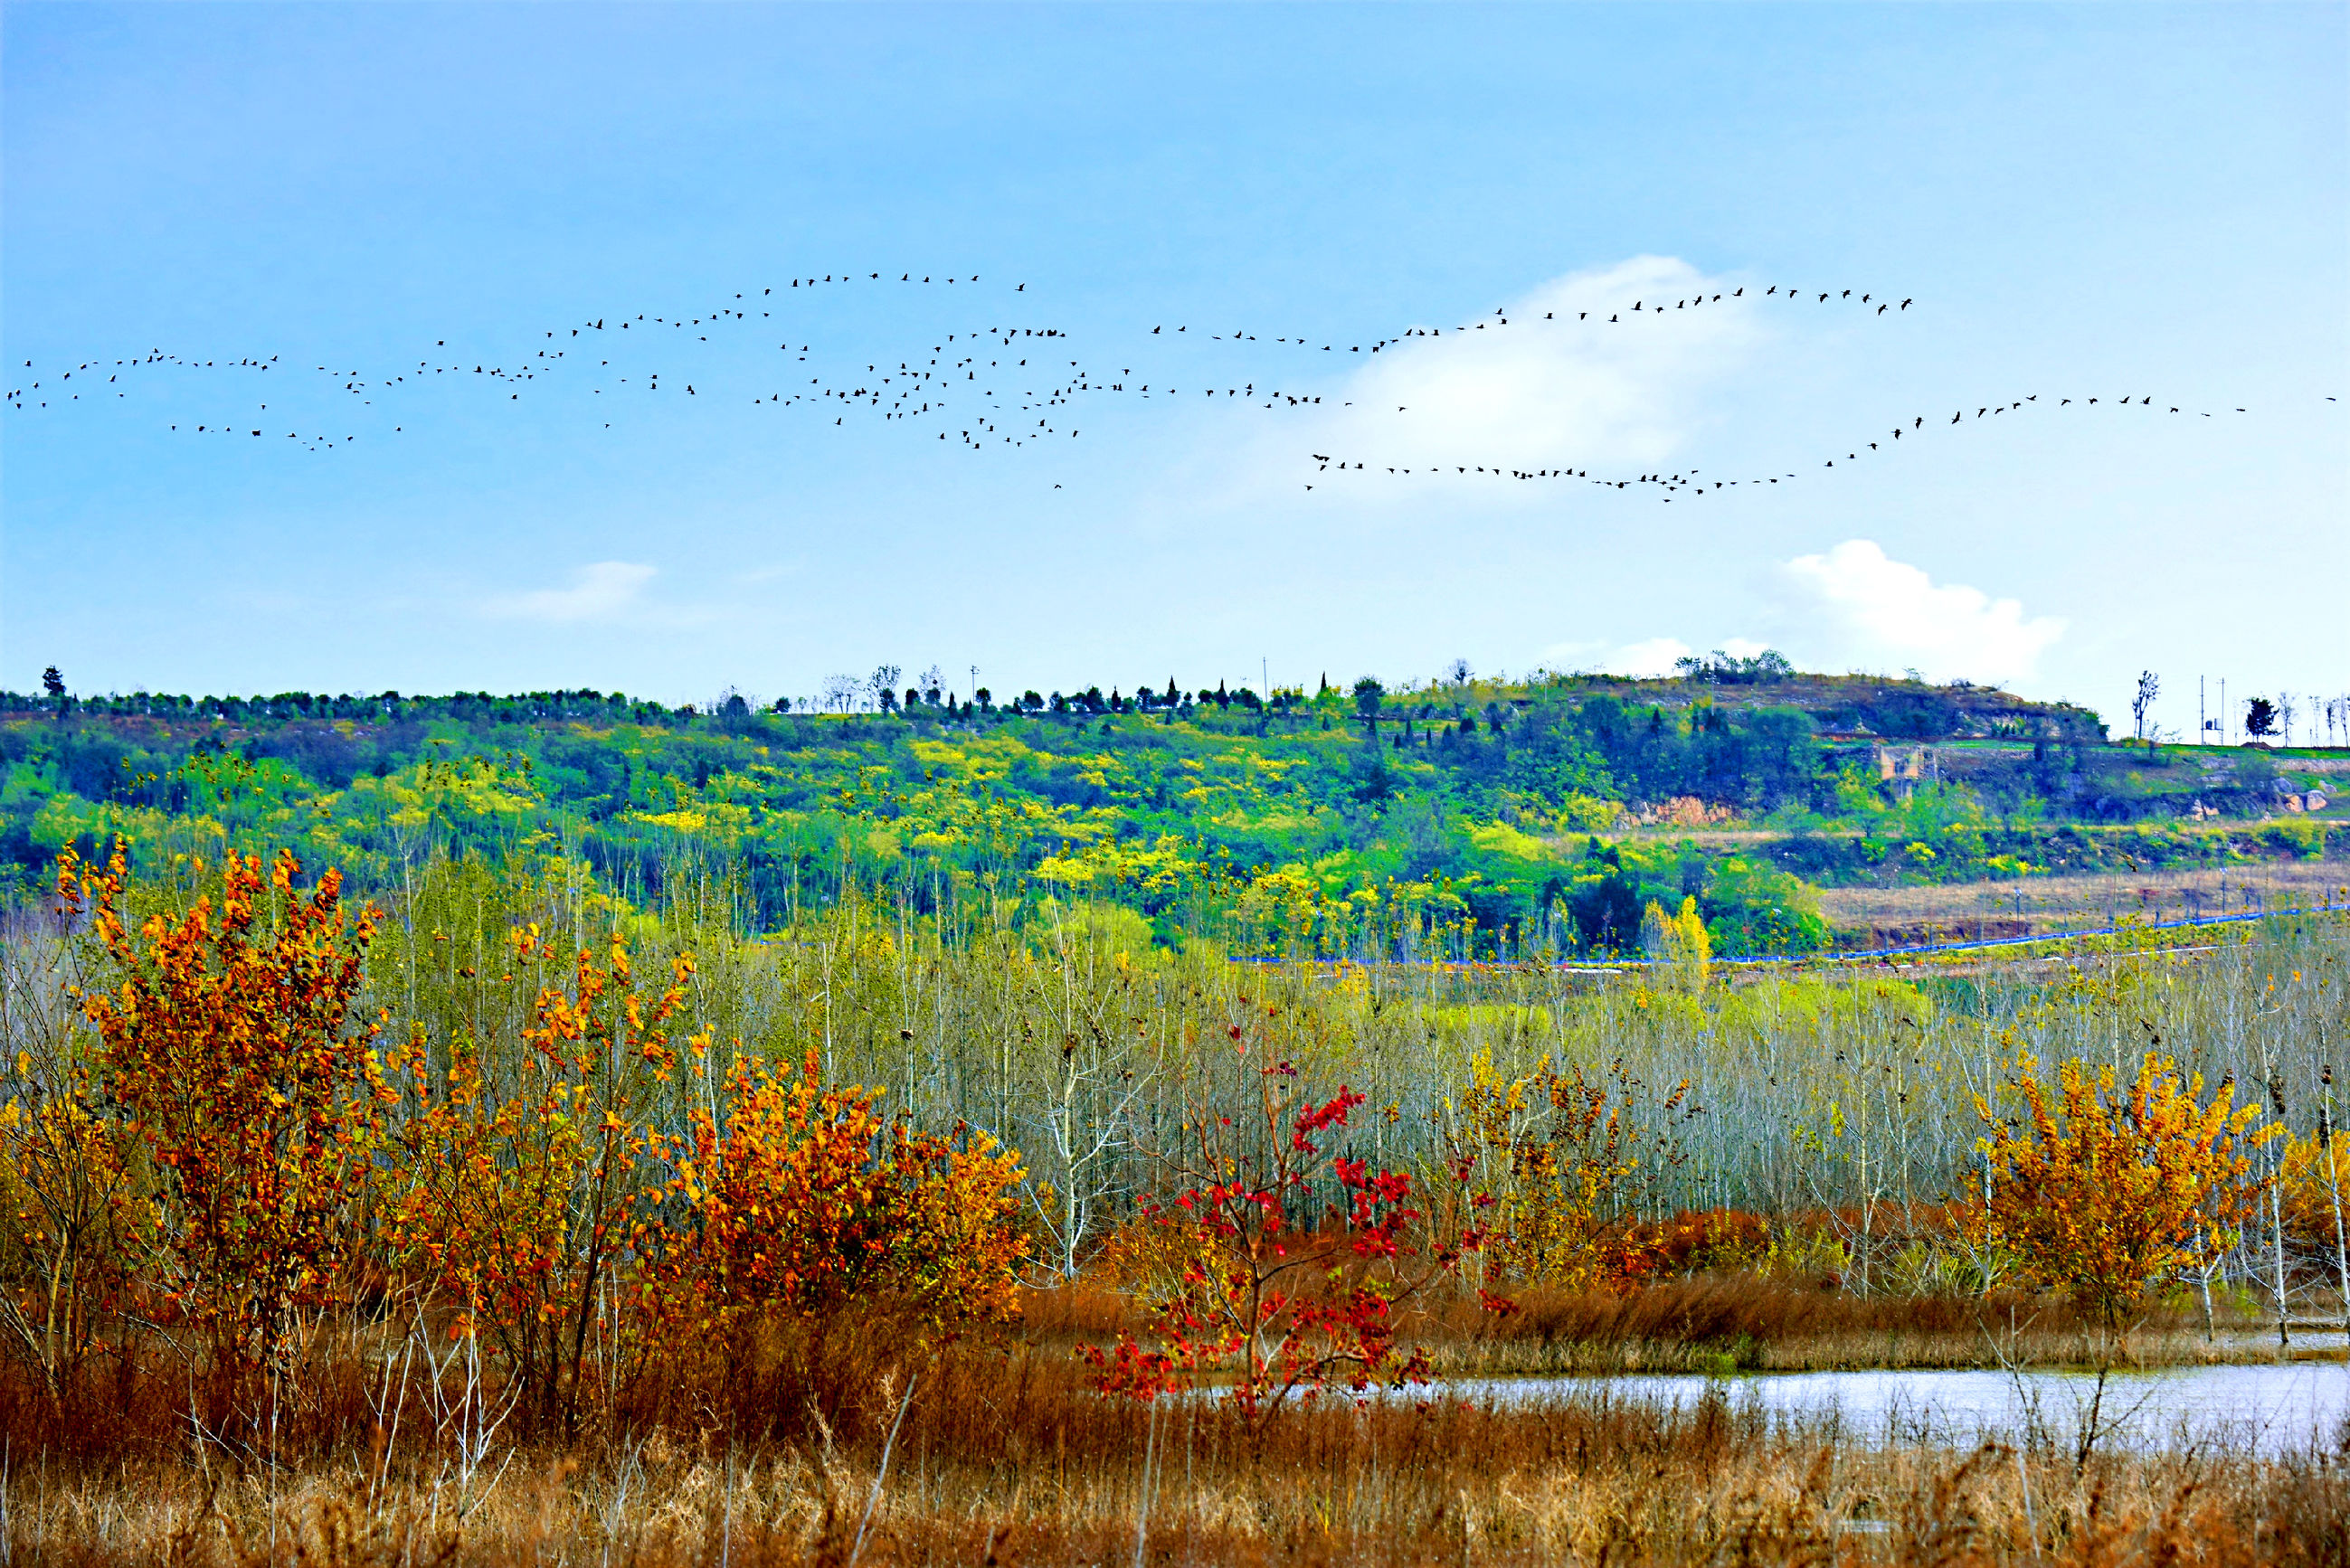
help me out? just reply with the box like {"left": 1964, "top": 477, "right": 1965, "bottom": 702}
{"left": 866, "top": 665, "right": 903, "bottom": 713}
{"left": 820, "top": 673, "right": 860, "bottom": 713}
{"left": 2131, "top": 670, "right": 2159, "bottom": 743}
{"left": 1025, "top": 1006, "right": 1154, "bottom": 1280}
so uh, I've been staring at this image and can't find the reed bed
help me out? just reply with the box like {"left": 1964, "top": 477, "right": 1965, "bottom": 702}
{"left": 5, "top": 1338, "right": 2343, "bottom": 1565}
{"left": 0, "top": 1282, "right": 2341, "bottom": 1565}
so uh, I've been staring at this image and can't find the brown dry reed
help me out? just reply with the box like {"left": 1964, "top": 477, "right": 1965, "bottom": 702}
{"left": 1, "top": 1297, "right": 2345, "bottom": 1566}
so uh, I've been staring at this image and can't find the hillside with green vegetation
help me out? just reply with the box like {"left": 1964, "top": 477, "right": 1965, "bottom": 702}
{"left": 2, "top": 665, "right": 2339, "bottom": 957}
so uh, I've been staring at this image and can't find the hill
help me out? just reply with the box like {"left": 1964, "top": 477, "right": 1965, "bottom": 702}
{"left": 2, "top": 668, "right": 2339, "bottom": 957}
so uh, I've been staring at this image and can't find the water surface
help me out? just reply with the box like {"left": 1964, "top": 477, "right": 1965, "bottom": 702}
{"left": 1450, "top": 1364, "right": 2350, "bottom": 1457}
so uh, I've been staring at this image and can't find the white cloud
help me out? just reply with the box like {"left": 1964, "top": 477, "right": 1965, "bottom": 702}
{"left": 1202, "top": 256, "right": 1763, "bottom": 503}
{"left": 1605, "top": 637, "right": 1694, "bottom": 677}
{"left": 481, "top": 561, "right": 658, "bottom": 624}
{"left": 1773, "top": 540, "right": 2064, "bottom": 685}
{"left": 1536, "top": 636, "right": 1697, "bottom": 676}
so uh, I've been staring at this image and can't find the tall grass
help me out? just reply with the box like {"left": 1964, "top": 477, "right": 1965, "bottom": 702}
{"left": 1, "top": 1323, "right": 2340, "bottom": 1564}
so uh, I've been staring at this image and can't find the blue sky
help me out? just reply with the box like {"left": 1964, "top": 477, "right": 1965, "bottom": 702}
{"left": 5, "top": 3, "right": 2344, "bottom": 736}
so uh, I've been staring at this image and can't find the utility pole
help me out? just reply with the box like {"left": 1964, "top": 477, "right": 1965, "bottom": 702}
{"left": 2200, "top": 675, "right": 2207, "bottom": 748}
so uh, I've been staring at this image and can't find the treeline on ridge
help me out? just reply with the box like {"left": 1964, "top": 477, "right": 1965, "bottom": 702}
{"left": 0, "top": 666, "right": 2330, "bottom": 960}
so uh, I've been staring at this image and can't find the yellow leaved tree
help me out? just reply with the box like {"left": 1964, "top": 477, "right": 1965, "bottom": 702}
{"left": 1639, "top": 896, "right": 1710, "bottom": 989}
{"left": 380, "top": 924, "right": 691, "bottom": 1436}
{"left": 1441, "top": 1050, "right": 1689, "bottom": 1289}
{"left": 1966, "top": 1050, "right": 2273, "bottom": 1335}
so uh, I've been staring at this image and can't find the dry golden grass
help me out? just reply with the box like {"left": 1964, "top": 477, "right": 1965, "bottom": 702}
{"left": 6, "top": 1357, "right": 2342, "bottom": 1565}
{"left": 0, "top": 1283, "right": 2341, "bottom": 1563}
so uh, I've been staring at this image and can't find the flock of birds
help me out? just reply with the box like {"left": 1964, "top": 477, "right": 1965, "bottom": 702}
{"left": 7, "top": 272, "right": 1118, "bottom": 454}
{"left": 1306, "top": 391, "right": 2277, "bottom": 500}
{"left": 9, "top": 269, "right": 2325, "bottom": 492}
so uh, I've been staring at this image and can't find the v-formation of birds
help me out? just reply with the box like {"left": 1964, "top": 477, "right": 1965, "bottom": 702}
{"left": 9, "top": 270, "right": 2315, "bottom": 496}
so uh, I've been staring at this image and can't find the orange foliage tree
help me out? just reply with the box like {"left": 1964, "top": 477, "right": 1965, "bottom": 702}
{"left": 636, "top": 1052, "right": 1026, "bottom": 1346}
{"left": 21, "top": 844, "right": 1037, "bottom": 1440}
{"left": 59, "top": 842, "right": 392, "bottom": 1371}
{"left": 381, "top": 923, "right": 689, "bottom": 1433}
{"left": 1966, "top": 1050, "right": 2274, "bottom": 1332}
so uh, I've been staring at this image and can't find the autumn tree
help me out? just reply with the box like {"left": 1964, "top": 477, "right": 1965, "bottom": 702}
{"left": 637, "top": 1052, "right": 1026, "bottom": 1344}
{"left": 2278, "top": 1121, "right": 2350, "bottom": 1318}
{"left": 61, "top": 842, "right": 392, "bottom": 1372}
{"left": 1441, "top": 1051, "right": 1690, "bottom": 1289}
{"left": 381, "top": 923, "right": 689, "bottom": 1434}
{"left": 1085, "top": 1029, "right": 1476, "bottom": 1428}
{"left": 1966, "top": 1050, "right": 2273, "bottom": 1334}
{"left": 1639, "top": 896, "right": 1711, "bottom": 990}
